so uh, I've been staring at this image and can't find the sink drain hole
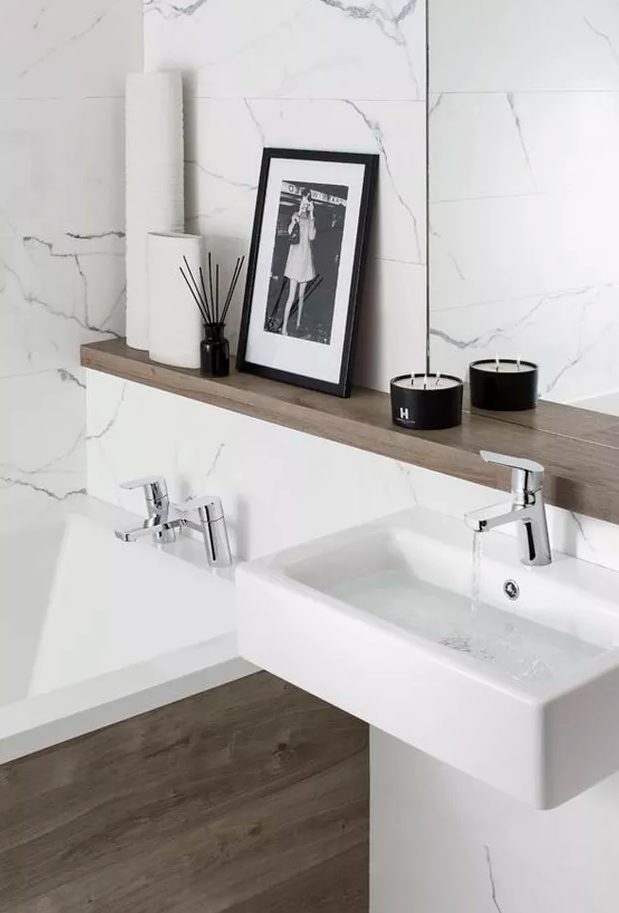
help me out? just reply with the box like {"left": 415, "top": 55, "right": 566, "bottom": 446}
{"left": 503, "top": 579, "right": 520, "bottom": 600}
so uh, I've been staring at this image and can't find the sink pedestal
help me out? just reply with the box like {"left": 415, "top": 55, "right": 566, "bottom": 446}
{"left": 371, "top": 728, "right": 618, "bottom": 913}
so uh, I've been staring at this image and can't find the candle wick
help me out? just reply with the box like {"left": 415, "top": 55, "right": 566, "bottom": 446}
{"left": 517, "top": 356, "right": 521, "bottom": 372}
{"left": 423, "top": 375, "right": 427, "bottom": 389}
{"left": 411, "top": 373, "right": 415, "bottom": 387}
{"left": 435, "top": 372, "right": 441, "bottom": 388}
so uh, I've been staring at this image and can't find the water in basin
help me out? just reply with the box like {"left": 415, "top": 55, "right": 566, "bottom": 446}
{"left": 328, "top": 568, "right": 604, "bottom": 685}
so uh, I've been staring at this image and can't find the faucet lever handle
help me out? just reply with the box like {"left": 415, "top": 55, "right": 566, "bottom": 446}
{"left": 181, "top": 495, "right": 224, "bottom": 522}
{"left": 480, "top": 450, "right": 544, "bottom": 494}
{"left": 120, "top": 475, "right": 169, "bottom": 509}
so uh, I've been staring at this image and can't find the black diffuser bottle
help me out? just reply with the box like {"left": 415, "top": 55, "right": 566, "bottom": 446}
{"left": 201, "top": 323, "right": 230, "bottom": 377}
{"left": 179, "top": 249, "right": 245, "bottom": 381}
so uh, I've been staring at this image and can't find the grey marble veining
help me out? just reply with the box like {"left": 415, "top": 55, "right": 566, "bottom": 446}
{"left": 0, "top": 0, "right": 140, "bottom": 510}
{"left": 428, "top": 2, "right": 619, "bottom": 406}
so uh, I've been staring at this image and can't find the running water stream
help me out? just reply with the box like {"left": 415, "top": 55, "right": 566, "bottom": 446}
{"left": 471, "top": 531, "right": 483, "bottom": 612}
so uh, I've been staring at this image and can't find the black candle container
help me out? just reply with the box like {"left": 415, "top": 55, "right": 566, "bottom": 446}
{"left": 470, "top": 359, "right": 538, "bottom": 411}
{"left": 390, "top": 373, "right": 463, "bottom": 431}
{"left": 200, "top": 323, "right": 230, "bottom": 377}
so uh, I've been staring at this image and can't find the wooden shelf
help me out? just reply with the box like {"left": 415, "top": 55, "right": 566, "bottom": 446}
{"left": 81, "top": 339, "right": 619, "bottom": 525}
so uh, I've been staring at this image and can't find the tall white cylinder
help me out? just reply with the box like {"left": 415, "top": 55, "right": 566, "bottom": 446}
{"left": 125, "top": 71, "right": 184, "bottom": 351}
{"left": 148, "top": 232, "right": 203, "bottom": 369}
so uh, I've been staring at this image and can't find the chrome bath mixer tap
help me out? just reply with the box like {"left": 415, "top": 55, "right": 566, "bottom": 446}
{"left": 115, "top": 475, "right": 232, "bottom": 568}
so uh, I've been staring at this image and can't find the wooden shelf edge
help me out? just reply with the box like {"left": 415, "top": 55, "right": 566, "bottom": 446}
{"left": 81, "top": 339, "right": 619, "bottom": 526}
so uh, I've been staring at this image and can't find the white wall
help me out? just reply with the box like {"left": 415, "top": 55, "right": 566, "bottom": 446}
{"left": 0, "top": 0, "right": 142, "bottom": 510}
{"left": 143, "top": 0, "right": 427, "bottom": 390}
{"left": 429, "top": 0, "right": 619, "bottom": 405}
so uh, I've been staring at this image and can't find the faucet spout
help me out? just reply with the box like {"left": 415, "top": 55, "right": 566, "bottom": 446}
{"left": 465, "top": 501, "right": 529, "bottom": 533}
{"left": 115, "top": 515, "right": 183, "bottom": 543}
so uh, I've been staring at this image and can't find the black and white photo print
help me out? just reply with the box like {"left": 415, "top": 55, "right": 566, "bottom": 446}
{"left": 237, "top": 149, "right": 378, "bottom": 397}
{"left": 264, "top": 181, "right": 348, "bottom": 345}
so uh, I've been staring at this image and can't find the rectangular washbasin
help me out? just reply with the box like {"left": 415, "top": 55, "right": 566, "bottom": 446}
{"left": 237, "top": 506, "right": 619, "bottom": 808}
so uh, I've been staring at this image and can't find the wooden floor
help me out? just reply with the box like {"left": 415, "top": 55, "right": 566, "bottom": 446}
{"left": 0, "top": 672, "right": 369, "bottom": 912}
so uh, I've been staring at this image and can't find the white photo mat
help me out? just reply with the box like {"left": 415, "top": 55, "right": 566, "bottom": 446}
{"left": 245, "top": 157, "right": 366, "bottom": 385}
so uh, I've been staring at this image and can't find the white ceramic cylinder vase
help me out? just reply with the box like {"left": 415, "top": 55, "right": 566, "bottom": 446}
{"left": 125, "top": 71, "right": 184, "bottom": 351}
{"left": 147, "top": 232, "right": 203, "bottom": 369}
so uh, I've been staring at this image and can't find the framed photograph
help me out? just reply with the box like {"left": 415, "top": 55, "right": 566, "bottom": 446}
{"left": 236, "top": 148, "right": 378, "bottom": 397}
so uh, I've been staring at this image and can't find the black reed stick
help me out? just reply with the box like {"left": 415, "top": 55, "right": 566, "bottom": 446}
{"left": 220, "top": 259, "right": 240, "bottom": 324}
{"left": 207, "top": 252, "right": 215, "bottom": 322}
{"left": 199, "top": 266, "right": 213, "bottom": 323}
{"left": 179, "top": 266, "right": 209, "bottom": 324}
{"left": 220, "top": 255, "right": 245, "bottom": 326}
{"left": 182, "top": 255, "right": 215, "bottom": 325}
{"left": 181, "top": 250, "right": 246, "bottom": 329}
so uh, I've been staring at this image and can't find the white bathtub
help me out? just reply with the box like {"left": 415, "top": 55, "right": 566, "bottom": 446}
{"left": 0, "top": 495, "right": 254, "bottom": 763}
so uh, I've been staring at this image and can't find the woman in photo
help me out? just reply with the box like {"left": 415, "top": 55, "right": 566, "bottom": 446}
{"left": 281, "top": 188, "right": 316, "bottom": 336}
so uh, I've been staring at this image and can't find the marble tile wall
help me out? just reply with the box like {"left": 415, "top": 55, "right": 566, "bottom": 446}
{"left": 143, "top": 0, "right": 428, "bottom": 390}
{"left": 86, "top": 371, "right": 619, "bottom": 573}
{"left": 0, "top": 0, "right": 142, "bottom": 511}
{"left": 428, "top": 0, "right": 619, "bottom": 406}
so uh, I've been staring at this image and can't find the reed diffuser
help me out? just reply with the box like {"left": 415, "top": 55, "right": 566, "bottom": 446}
{"left": 179, "top": 252, "right": 245, "bottom": 377}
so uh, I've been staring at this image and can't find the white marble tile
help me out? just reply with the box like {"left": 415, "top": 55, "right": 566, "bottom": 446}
{"left": 0, "top": 370, "right": 86, "bottom": 503}
{"left": 86, "top": 372, "right": 619, "bottom": 575}
{"left": 430, "top": 284, "right": 619, "bottom": 403}
{"left": 0, "top": 0, "right": 142, "bottom": 99}
{"left": 429, "top": 93, "right": 537, "bottom": 202}
{"left": 0, "top": 2, "right": 140, "bottom": 512}
{"left": 0, "top": 234, "right": 125, "bottom": 378}
{"left": 429, "top": 0, "right": 619, "bottom": 93}
{"left": 145, "top": 0, "right": 425, "bottom": 101}
{"left": 355, "top": 259, "right": 426, "bottom": 389}
{"left": 430, "top": 91, "right": 619, "bottom": 203}
{"left": 0, "top": 99, "right": 126, "bottom": 237}
{"left": 428, "top": 88, "right": 619, "bottom": 405}
{"left": 430, "top": 190, "right": 619, "bottom": 312}
{"left": 512, "top": 91, "right": 619, "bottom": 196}
{"left": 184, "top": 96, "right": 426, "bottom": 266}
{"left": 429, "top": 15, "right": 619, "bottom": 410}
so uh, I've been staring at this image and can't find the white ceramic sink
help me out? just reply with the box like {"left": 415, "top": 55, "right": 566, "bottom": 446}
{"left": 237, "top": 506, "right": 619, "bottom": 808}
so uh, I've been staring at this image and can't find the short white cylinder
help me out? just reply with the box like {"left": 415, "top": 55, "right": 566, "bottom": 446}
{"left": 147, "top": 232, "right": 203, "bottom": 369}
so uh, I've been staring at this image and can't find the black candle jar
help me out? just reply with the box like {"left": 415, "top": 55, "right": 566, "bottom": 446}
{"left": 469, "top": 359, "right": 538, "bottom": 411}
{"left": 390, "top": 373, "right": 463, "bottom": 431}
{"left": 200, "top": 323, "right": 230, "bottom": 377}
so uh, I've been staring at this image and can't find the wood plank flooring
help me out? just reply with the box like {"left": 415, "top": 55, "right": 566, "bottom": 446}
{"left": 0, "top": 672, "right": 369, "bottom": 912}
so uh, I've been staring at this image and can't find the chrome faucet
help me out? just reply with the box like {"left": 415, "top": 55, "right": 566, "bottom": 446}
{"left": 115, "top": 476, "right": 233, "bottom": 568}
{"left": 465, "top": 451, "right": 552, "bottom": 566}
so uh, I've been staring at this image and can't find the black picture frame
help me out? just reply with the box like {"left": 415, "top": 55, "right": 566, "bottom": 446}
{"left": 236, "top": 148, "right": 378, "bottom": 398}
